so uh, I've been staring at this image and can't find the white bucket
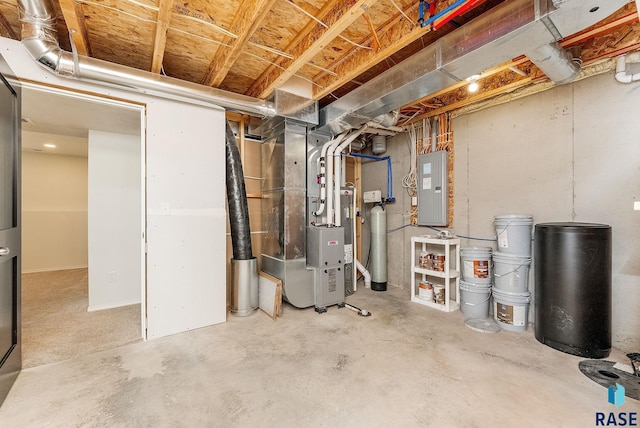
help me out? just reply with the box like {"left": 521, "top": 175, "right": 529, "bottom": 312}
{"left": 492, "top": 287, "right": 530, "bottom": 332}
{"left": 460, "top": 280, "right": 491, "bottom": 320}
{"left": 494, "top": 214, "right": 533, "bottom": 256}
{"left": 492, "top": 252, "right": 531, "bottom": 293}
{"left": 460, "top": 247, "right": 492, "bottom": 284}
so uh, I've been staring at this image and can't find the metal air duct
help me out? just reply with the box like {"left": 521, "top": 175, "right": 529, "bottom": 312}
{"left": 317, "top": 0, "right": 628, "bottom": 133}
{"left": 17, "top": 0, "right": 275, "bottom": 117}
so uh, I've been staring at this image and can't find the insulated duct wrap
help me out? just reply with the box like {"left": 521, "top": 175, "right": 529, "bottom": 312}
{"left": 225, "top": 120, "right": 253, "bottom": 261}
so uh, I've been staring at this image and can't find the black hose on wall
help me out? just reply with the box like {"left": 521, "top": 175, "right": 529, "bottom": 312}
{"left": 225, "top": 120, "right": 253, "bottom": 261}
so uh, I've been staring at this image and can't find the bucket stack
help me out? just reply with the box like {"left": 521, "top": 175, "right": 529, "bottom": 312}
{"left": 492, "top": 215, "right": 533, "bottom": 332}
{"left": 459, "top": 247, "right": 492, "bottom": 320}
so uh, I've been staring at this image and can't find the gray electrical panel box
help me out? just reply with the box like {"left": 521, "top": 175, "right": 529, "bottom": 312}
{"left": 417, "top": 151, "right": 448, "bottom": 226}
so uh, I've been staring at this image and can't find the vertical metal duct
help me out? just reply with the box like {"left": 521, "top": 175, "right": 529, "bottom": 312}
{"left": 17, "top": 0, "right": 275, "bottom": 117}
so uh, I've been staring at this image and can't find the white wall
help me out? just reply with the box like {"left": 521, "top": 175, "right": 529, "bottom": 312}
{"left": 87, "top": 130, "right": 141, "bottom": 311}
{"left": 21, "top": 149, "right": 87, "bottom": 272}
{"left": 145, "top": 100, "right": 226, "bottom": 339}
{"left": 1, "top": 37, "right": 227, "bottom": 339}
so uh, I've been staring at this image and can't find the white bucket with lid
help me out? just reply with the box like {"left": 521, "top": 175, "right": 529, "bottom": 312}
{"left": 460, "top": 247, "right": 492, "bottom": 284}
{"left": 492, "top": 287, "right": 530, "bottom": 332}
{"left": 492, "top": 252, "right": 531, "bottom": 293}
{"left": 460, "top": 280, "right": 491, "bottom": 320}
{"left": 494, "top": 214, "right": 533, "bottom": 256}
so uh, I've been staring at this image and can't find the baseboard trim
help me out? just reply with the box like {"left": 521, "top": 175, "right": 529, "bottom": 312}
{"left": 22, "top": 265, "right": 88, "bottom": 274}
{"left": 88, "top": 300, "right": 141, "bottom": 312}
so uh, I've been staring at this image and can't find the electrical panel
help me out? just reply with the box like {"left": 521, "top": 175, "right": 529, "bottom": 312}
{"left": 417, "top": 151, "right": 448, "bottom": 226}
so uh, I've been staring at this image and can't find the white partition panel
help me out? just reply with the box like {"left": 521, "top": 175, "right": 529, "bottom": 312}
{"left": 145, "top": 101, "right": 227, "bottom": 338}
{"left": 88, "top": 131, "right": 142, "bottom": 311}
{"left": 0, "top": 37, "right": 227, "bottom": 340}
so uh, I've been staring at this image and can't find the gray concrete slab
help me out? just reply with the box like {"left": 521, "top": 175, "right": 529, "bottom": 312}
{"left": 0, "top": 286, "right": 634, "bottom": 427}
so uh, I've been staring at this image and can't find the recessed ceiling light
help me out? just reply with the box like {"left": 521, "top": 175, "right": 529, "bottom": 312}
{"left": 44, "top": 143, "right": 56, "bottom": 148}
{"left": 468, "top": 81, "right": 479, "bottom": 93}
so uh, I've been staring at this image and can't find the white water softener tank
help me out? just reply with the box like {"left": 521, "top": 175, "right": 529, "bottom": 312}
{"left": 370, "top": 205, "right": 387, "bottom": 291}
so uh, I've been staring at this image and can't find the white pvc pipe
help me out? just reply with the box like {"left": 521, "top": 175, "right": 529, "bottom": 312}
{"left": 356, "top": 260, "right": 371, "bottom": 289}
{"left": 365, "top": 121, "right": 404, "bottom": 133}
{"left": 615, "top": 55, "right": 640, "bottom": 83}
{"left": 314, "top": 133, "right": 345, "bottom": 219}
{"left": 352, "top": 186, "right": 358, "bottom": 292}
{"left": 326, "top": 130, "right": 351, "bottom": 225}
{"left": 334, "top": 126, "right": 367, "bottom": 227}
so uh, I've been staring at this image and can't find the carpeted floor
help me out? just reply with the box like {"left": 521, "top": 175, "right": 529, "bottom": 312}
{"left": 21, "top": 268, "right": 142, "bottom": 368}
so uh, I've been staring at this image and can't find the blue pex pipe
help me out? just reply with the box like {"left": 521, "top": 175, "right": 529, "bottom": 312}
{"left": 347, "top": 153, "right": 396, "bottom": 203}
{"left": 420, "top": 0, "right": 470, "bottom": 28}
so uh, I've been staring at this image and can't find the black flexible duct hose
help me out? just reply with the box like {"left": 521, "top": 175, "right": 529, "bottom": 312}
{"left": 225, "top": 120, "right": 253, "bottom": 260}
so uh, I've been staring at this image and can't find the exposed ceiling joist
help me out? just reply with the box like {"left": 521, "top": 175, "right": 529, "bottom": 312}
{"left": 312, "top": 0, "right": 497, "bottom": 101}
{"left": 0, "top": 12, "right": 16, "bottom": 39}
{"left": 203, "top": 0, "right": 277, "bottom": 87}
{"left": 245, "top": 0, "right": 344, "bottom": 98}
{"left": 59, "top": 0, "right": 90, "bottom": 56}
{"left": 151, "top": 0, "right": 175, "bottom": 74}
{"left": 312, "top": 2, "right": 423, "bottom": 100}
{"left": 246, "top": 0, "right": 380, "bottom": 99}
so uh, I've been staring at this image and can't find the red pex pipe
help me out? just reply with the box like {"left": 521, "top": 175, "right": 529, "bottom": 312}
{"left": 432, "top": 0, "right": 487, "bottom": 30}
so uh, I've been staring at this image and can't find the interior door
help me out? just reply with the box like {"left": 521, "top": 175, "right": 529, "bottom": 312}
{"left": 0, "top": 60, "right": 21, "bottom": 406}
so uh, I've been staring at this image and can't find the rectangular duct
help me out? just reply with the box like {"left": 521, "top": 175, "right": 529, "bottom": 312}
{"left": 316, "top": 0, "right": 628, "bottom": 134}
{"left": 261, "top": 117, "right": 314, "bottom": 308}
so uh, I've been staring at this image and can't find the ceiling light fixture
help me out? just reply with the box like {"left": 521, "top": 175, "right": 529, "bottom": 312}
{"left": 44, "top": 143, "right": 56, "bottom": 148}
{"left": 466, "top": 74, "right": 481, "bottom": 93}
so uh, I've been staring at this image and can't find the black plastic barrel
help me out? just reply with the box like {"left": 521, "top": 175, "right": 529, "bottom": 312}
{"left": 534, "top": 223, "right": 612, "bottom": 358}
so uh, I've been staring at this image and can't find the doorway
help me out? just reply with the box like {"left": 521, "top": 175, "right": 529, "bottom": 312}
{"left": 19, "top": 84, "right": 146, "bottom": 367}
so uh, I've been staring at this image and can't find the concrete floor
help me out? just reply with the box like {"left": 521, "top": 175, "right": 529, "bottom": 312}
{"left": 0, "top": 286, "right": 635, "bottom": 427}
